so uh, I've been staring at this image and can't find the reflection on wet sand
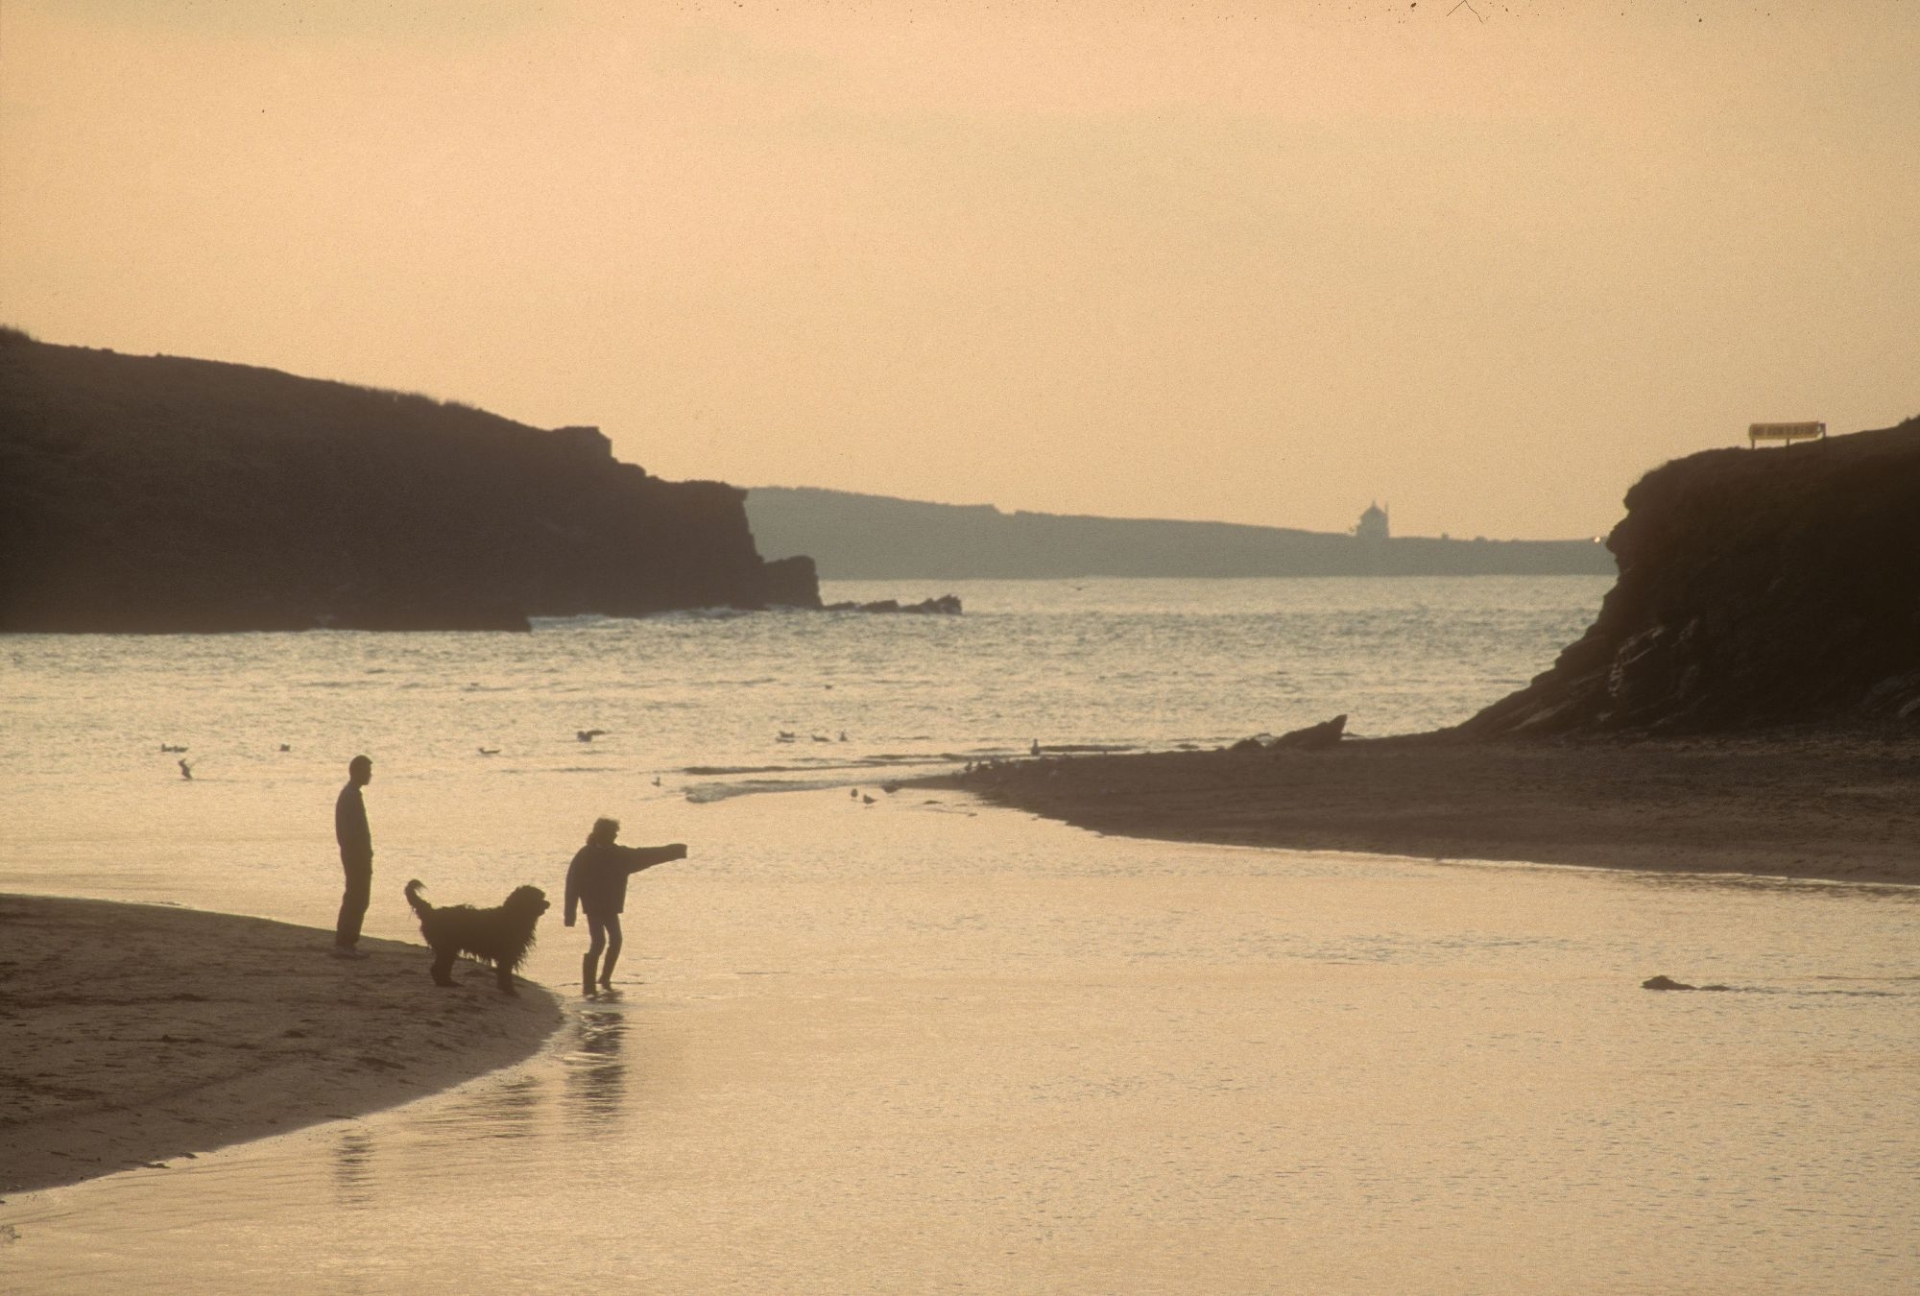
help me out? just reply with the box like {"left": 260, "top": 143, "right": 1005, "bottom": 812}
{"left": 331, "top": 1129, "right": 377, "bottom": 1210}
{"left": 564, "top": 1000, "right": 630, "bottom": 1134}
{"left": 467, "top": 1074, "right": 545, "bottom": 1140}
{"left": 406, "top": 1069, "right": 549, "bottom": 1153}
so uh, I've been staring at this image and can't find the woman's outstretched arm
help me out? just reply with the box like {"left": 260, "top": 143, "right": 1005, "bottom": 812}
{"left": 619, "top": 842, "right": 688, "bottom": 876}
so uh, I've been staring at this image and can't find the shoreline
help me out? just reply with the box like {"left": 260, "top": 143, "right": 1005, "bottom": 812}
{"left": 0, "top": 894, "right": 564, "bottom": 1196}
{"left": 6, "top": 732, "right": 1912, "bottom": 1197}
{"left": 925, "top": 731, "right": 1920, "bottom": 887}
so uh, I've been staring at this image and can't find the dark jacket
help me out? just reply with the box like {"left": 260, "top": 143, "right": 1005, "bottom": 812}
{"left": 335, "top": 782, "right": 372, "bottom": 858}
{"left": 564, "top": 842, "right": 685, "bottom": 924}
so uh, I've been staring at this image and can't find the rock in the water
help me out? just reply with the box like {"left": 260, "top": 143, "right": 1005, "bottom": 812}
{"left": 1642, "top": 975, "right": 1733, "bottom": 992}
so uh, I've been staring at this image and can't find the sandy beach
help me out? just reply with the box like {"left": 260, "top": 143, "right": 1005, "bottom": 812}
{"left": 0, "top": 895, "right": 562, "bottom": 1197}
{"left": 5, "top": 734, "right": 1912, "bottom": 1205}
{"left": 933, "top": 731, "right": 1920, "bottom": 886}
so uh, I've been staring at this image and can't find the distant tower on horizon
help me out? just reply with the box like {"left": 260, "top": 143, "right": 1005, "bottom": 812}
{"left": 1355, "top": 501, "right": 1390, "bottom": 542}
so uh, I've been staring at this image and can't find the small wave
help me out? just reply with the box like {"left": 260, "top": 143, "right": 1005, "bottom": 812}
{"left": 531, "top": 607, "right": 764, "bottom": 626}
{"left": 683, "top": 778, "right": 842, "bottom": 804}
{"left": 1642, "top": 976, "right": 1907, "bottom": 998}
{"left": 1798, "top": 988, "right": 1904, "bottom": 998}
{"left": 681, "top": 762, "right": 960, "bottom": 804}
{"left": 528, "top": 615, "right": 616, "bottom": 630}
{"left": 682, "top": 757, "right": 954, "bottom": 777}
{"left": 645, "top": 607, "right": 756, "bottom": 622}
{"left": 681, "top": 764, "right": 795, "bottom": 776}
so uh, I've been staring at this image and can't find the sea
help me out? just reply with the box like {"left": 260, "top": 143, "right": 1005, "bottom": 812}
{"left": 3, "top": 576, "right": 1916, "bottom": 1294}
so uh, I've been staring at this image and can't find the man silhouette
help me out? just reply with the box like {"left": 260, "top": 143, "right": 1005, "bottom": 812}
{"left": 333, "top": 755, "right": 374, "bottom": 958}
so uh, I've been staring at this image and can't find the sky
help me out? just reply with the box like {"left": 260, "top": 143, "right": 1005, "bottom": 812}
{"left": 3, "top": 1, "right": 1915, "bottom": 540}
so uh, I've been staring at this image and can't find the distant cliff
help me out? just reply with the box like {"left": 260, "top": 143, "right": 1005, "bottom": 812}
{"left": 745, "top": 487, "right": 1614, "bottom": 579}
{"left": 0, "top": 331, "right": 819, "bottom": 631}
{"left": 1458, "top": 417, "right": 1920, "bottom": 734}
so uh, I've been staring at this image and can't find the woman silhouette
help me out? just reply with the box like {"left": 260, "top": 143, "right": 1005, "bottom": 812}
{"left": 563, "top": 818, "right": 686, "bottom": 994}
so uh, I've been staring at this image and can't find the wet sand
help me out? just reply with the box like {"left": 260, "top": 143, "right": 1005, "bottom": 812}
{"left": 0, "top": 894, "right": 563, "bottom": 1196}
{"left": 6, "top": 733, "right": 1912, "bottom": 1199}
{"left": 931, "top": 733, "right": 1920, "bottom": 886}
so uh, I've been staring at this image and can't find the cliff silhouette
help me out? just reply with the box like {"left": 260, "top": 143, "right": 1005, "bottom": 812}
{"left": 0, "top": 330, "right": 819, "bottom": 631}
{"left": 1458, "top": 416, "right": 1920, "bottom": 734}
{"left": 746, "top": 487, "right": 1614, "bottom": 579}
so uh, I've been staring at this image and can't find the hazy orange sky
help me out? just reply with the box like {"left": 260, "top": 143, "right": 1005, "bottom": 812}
{"left": 3, "top": 1, "right": 1914, "bottom": 539}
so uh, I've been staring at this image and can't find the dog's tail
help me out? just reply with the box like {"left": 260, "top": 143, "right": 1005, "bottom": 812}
{"left": 404, "top": 878, "right": 432, "bottom": 921}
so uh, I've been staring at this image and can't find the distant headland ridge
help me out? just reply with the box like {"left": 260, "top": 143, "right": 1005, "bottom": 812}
{"left": 745, "top": 488, "right": 1616, "bottom": 580}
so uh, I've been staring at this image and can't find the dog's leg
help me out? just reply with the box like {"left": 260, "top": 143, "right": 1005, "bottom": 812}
{"left": 495, "top": 961, "right": 518, "bottom": 995}
{"left": 430, "top": 947, "right": 459, "bottom": 987}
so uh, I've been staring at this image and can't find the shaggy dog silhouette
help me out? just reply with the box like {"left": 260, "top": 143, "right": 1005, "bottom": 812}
{"left": 403, "top": 878, "right": 550, "bottom": 994}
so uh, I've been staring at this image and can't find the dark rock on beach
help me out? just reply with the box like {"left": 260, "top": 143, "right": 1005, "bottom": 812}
{"left": 1271, "top": 714, "right": 1347, "bottom": 750}
{"left": 1456, "top": 416, "right": 1920, "bottom": 735}
{"left": 1642, "top": 975, "right": 1732, "bottom": 992}
{"left": 1229, "top": 715, "right": 1346, "bottom": 753}
{"left": 0, "top": 329, "right": 822, "bottom": 632}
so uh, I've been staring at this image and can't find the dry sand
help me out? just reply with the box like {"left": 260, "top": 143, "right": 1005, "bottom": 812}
{"left": 932, "top": 732, "right": 1920, "bottom": 886}
{"left": 0, "top": 895, "right": 562, "bottom": 1196}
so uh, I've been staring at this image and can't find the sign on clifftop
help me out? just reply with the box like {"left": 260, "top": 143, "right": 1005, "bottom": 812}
{"left": 1748, "top": 421, "right": 1825, "bottom": 448}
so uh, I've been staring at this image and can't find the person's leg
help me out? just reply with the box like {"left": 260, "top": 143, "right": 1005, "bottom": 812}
{"left": 598, "top": 914, "right": 624, "bottom": 987}
{"left": 582, "top": 914, "right": 607, "bottom": 993}
{"left": 336, "top": 852, "right": 372, "bottom": 949}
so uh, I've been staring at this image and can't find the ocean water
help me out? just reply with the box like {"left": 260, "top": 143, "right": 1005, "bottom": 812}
{"left": 4, "top": 576, "right": 1917, "bottom": 1294}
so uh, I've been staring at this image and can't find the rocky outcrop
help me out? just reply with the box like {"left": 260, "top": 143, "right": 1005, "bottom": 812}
{"left": 0, "top": 331, "right": 821, "bottom": 631}
{"left": 1458, "top": 416, "right": 1920, "bottom": 734}
{"left": 1226, "top": 715, "right": 1346, "bottom": 753}
{"left": 1270, "top": 714, "right": 1347, "bottom": 750}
